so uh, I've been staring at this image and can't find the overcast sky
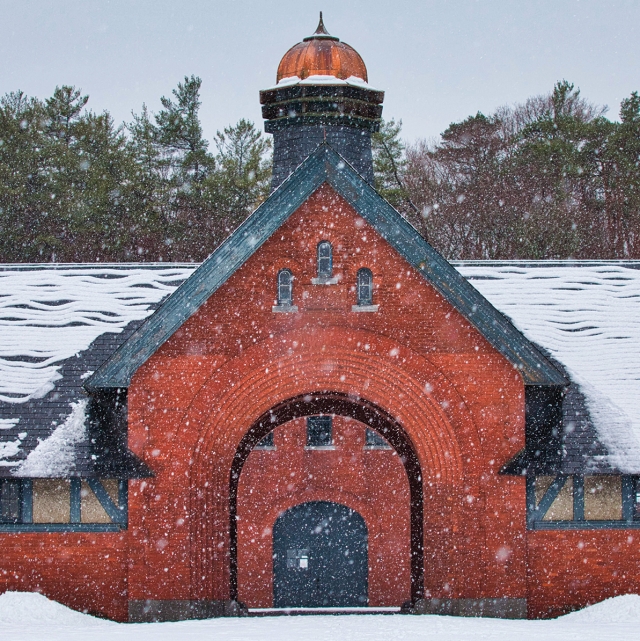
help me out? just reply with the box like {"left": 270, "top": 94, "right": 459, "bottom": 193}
{"left": 1, "top": 1, "right": 639, "bottom": 143}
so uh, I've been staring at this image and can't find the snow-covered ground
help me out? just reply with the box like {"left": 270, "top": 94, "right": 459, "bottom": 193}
{"left": 0, "top": 592, "right": 639, "bottom": 641}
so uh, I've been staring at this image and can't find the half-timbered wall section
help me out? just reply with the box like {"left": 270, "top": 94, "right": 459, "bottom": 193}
{"left": 528, "top": 475, "right": 640, "bottom": 529}
{"left": 0, "top": 479, "right": 127, "bottom": 532}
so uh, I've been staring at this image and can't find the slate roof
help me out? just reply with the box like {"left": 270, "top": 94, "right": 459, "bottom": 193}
{"left": 0, "top": 265, "right": 193, "bottom": 477}
{"left": 459, "top": 261, "right": 640, "bottom": 474}
{"left": 1, "top": 261, "right": 638, "bottom": 476}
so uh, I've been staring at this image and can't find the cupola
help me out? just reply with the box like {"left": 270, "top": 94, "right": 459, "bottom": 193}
{"left": 261, "top": 14, "right": 384, "bottom": 190}
{"left": 276, "top": 13, "right": 368, "bottom": 83}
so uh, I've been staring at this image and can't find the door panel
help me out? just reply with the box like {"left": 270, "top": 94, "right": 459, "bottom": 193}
{"left": 273, "top": 501, "right": 368, "bottom": 607}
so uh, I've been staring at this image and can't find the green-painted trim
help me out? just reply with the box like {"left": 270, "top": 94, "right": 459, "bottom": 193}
{"left": 70, "top": 478, "right": 81, "bottom": 524}
{"left": 573, "top": 474, "right": 585, "bottom": 521}
{"left": 531, "top": 521, "right": 640, "bottom": 530}
{"left": 531, "top": 475, "right": 569, "bottom": 523}
{"left": 528, "top": 474, "right": 640, "bottom": 530}
{"left": 622, "top": 476, "right": 636, "bottom": 521}
{"left": 20, "top": 479, "right": 32, "bottom": 523}
{"left": 86, "top": 145, "right": 566, "bottom": 390}
{"left": 118, "top": 480, "right": 129, "bottom": 524}
{"left": 86, "top": 479, "right": 125, "bottom": 524}
{"left": 5, "top": 478, "right": 129, "bottom": 530}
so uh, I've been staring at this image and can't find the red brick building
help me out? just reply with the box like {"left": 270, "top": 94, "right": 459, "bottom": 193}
{"left": 1, "top": 17, "right": 640, "bottom": 622}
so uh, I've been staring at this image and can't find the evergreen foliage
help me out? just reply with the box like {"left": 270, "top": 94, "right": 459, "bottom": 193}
{"left": 0, "top": 78, "right": 271, "bottom": 262}
{"left": 401, "top": 81, "right": 640, "bottom": 259}
{"left": 0, "top": 78, "right": 638, "bottom": 262}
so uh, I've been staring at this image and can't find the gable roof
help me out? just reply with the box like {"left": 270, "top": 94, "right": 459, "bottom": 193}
{"left": 0, "top": 265, "right": 192, "bottom": 477}
{"left": 86, "top": 144, "right": 567, "bottom": 391}
{"left": 459, "top": 261, "right": 640, "bottom": 474}
{"left": 2, "top": 261, "right": 639, "bottom": 475}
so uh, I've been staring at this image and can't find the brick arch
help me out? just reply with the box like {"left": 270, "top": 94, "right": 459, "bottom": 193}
{"left": 230, "top": 392, "right": 423, "bottom": 603}
{"left": 185, "top": 328, "right": 481, "bottom": 601}
{"left": 240, "top": 486, "right": 387, "bottom": 559}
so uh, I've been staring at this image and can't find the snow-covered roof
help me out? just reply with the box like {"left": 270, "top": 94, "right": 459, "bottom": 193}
{"left": 0, "top": 265, "right": 194, "bottom": 404}
{"left": 457, "top": 261, "right": 640, "bottom": 473}
{"left": 265, "top": 75, "right": 379, "bottom": 91}
{"left": 1, "top": 261, "right": 639, "bottom": 475}
{"left": 0, "top": 265, "right": 194, "bottom": 474}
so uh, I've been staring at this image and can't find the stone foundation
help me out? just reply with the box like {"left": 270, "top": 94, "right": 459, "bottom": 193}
{"left": 411, "top": 598, "right": 527, "bottom": 619}
{"left": 128, "top": 599, "right": 247, "bottom": 622}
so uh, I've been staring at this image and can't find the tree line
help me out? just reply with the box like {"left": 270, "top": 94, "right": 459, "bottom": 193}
{"left": 0, "top": 76, "right": 271, "bottom": 262}
{"left": 1, "top": 78, "right": 638, "bottom": 262}
{"left": 377, "top": 81, "right": 640, "bottom": 259}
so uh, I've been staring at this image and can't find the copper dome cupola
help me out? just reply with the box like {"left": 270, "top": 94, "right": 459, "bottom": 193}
{"left": 261, "top": 14, "right": 384, "bottom": 190}
{"left": 276, "top": 13, "right": 368, "bottom": 83}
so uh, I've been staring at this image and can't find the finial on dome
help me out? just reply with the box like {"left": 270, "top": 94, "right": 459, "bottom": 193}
{"left": 304, "top": 12, "right": 339, "bottom": 41}
{"left": 315, "top": 12, "right": 329, "bottom": 35}
{"left": 277, "top": 14, "right": 368, "bottom": 82}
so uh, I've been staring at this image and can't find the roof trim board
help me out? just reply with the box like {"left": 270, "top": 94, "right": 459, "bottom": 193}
{"left": 86, "top": 145, "right": 567, "bottom": 390}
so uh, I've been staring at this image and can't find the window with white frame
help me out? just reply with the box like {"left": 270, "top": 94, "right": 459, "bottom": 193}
{"left": 277, "top": 269, "right": 293, "bottom": 307}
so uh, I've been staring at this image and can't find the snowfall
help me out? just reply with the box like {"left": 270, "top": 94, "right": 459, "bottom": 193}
{"left": 1, "top": 592, "right": 640, "bottom": 641}
{"left": 2, "top": 261, "right": 640, "bottom": 472}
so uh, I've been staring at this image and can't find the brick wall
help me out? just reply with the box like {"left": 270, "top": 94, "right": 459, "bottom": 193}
{"left": 0, "top": 533, "right": 128, "bottom": 620}
{"left": 237, "top": 416, "right": 411, "bottom": 607}
{"left": 527, "top": 530, "right": 640, "bottom": 618}
{"left": 126, "top": 183, "right": 528, "bottom": 606}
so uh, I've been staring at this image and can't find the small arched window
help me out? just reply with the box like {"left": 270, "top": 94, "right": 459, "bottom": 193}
{"left": 317, "top": 241, "right": 333, "bottom": 279}
{"left": 357, "top": 268, "right": 373, "bottom": 306}
{"left": 277, "top": 269, "right": 293, "bottom": 306}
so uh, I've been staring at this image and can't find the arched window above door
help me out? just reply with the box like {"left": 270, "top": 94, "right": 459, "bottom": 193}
{"left": 312, "top": 241, "right": 339, "bottom": 285}
{"left": 273, "top": 269, "right": 298, "bottom": 313}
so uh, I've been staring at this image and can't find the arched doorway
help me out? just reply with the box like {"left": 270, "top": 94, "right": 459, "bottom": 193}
{"left": 273, "top": 501, "right": 368, "bottom": 607}
{"left": 229, "top": 392, "right": 424, "bottom": 605}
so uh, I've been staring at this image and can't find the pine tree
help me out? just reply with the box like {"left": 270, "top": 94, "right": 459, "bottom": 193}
{"left": 372, "top": 119, "right": 409, "bottom": 209}
{"left": 154, "top": 75, "right": 213, "bottom": 193}
{"left": 208, "top": 119, "right": 271, "bottom": 230}
{"left": 0, "top": 91, "right": 50, "bottom": 261}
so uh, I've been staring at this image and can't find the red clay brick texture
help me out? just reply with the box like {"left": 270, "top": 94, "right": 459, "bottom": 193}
{"left": 527, "top": 530, "right": 640, "bottom": 618}
{"left": 0, "top": 533, "right": 128, "bottom": 621}
{"left": 126, "top": 183, "right": 528, "bottom": 606}
{"left": 237, "top": 416, "right": 411, "bottom": 607}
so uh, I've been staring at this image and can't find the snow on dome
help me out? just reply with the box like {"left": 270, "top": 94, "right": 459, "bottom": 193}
{"left": 0, "top": 266, "right": 194, "bottom": 404}
{"left": 457, "top": 261, "right": 640, "bottom": 472}
{"left": 266, "top": 75, "right": 376, "bottom": 92}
